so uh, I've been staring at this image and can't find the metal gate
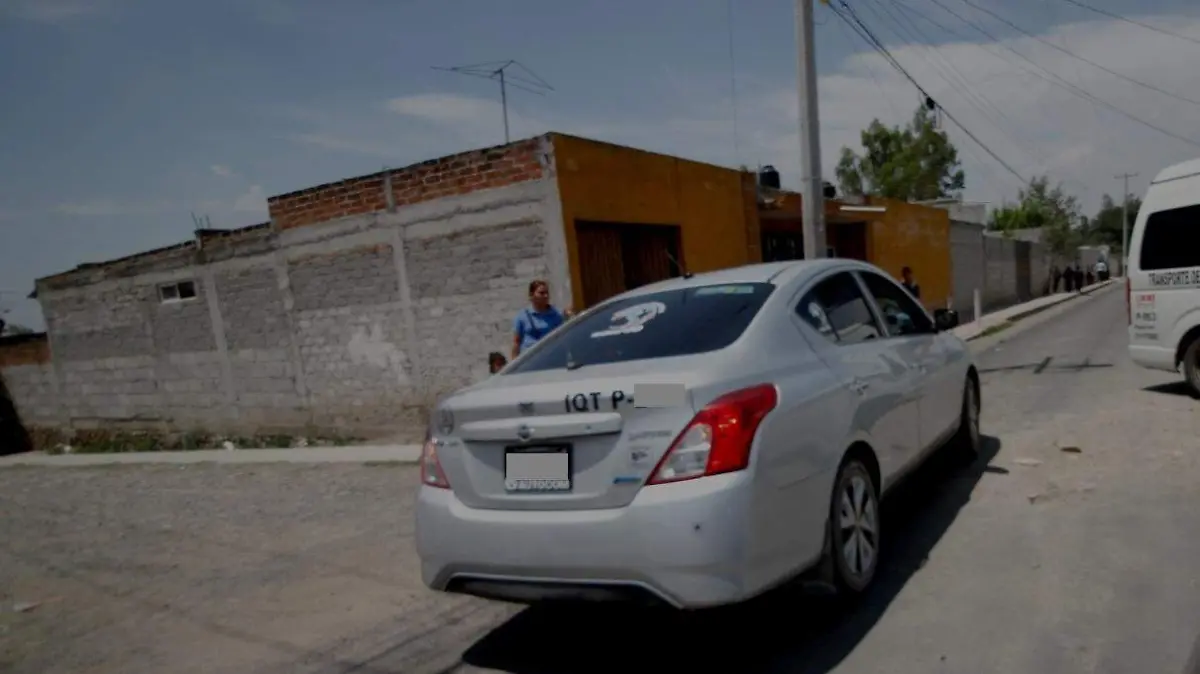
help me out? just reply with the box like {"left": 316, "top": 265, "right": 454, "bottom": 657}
{"left": 1015, "top": 240, "right": 1033, "bottom": 301}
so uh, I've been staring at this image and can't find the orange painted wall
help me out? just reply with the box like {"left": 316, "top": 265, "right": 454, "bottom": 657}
{"left": 550, "top": 134, "right": 759, "bottom": 309}
{"left": 864, "top": 197, "right": 952, "bottom": 309}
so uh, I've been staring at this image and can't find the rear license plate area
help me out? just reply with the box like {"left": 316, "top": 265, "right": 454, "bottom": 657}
{"left": 504, "top": 445, "right": 572, "bottom": 492}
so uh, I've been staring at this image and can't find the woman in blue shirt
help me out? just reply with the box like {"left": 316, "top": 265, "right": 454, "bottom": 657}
{"left": 511, "top": 279, "right": 571, "bottom": 360}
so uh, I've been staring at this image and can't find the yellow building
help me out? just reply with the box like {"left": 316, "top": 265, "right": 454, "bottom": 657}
{"left": 549, "top": 133, "right": 953, "bottom": 310}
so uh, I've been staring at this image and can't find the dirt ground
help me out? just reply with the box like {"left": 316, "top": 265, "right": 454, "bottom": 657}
{"left": 2, "top": 287, "right": 1199, "bottom": 674}
{"left": 0, "top": 463, "right": 514, "bottom": 674}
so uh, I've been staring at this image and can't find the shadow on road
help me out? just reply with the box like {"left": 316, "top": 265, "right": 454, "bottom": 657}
{"left": 460, "top": 435, "right": 1003, "bottom": 674}
{"left": 1143, "top": 381, "right": 1198, "bottom": 400}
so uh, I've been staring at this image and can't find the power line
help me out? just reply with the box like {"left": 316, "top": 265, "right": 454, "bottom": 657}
{"left": 955, "top": 0, "right": 1200, "bottom": 107}
{"left": 831, "top": 4, "right": 903, "bottom": 122}
{"left": 917, "top": 0, "right": 1200, "bottom": 147}
{"left": 1058, "top": 0, "right": 1200, "bottom": 47}
{"left": 830, "top": 1, "right": 1027, "bottom": 184}
{"left": 880, "top": 0, "right": 1088, "bottom": 192}
{"left": 862, "top": 0, "right": 1048, "bottom": 179}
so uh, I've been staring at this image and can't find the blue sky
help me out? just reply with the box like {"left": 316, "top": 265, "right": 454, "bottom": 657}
{"left": 2, "top": 0, "right": 1199, "bottom": 329}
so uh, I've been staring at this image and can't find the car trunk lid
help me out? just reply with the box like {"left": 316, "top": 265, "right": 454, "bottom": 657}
{"left": 434, "top": 362, "right": 705, "bottom": 510}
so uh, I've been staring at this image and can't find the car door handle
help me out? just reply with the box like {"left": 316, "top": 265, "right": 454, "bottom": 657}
{"left": 848, "top": 378, "right": 870, "bottom": 395}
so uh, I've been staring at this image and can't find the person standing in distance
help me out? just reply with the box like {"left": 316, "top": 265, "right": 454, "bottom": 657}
{"left": 512, "top": 279, "right": 573, "bottom": 360}
{"left": 900, "top": 266, "right": 922, "bottom": 300}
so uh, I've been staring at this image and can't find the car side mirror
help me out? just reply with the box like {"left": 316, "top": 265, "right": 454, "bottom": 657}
{"left": 933, "top": 308, "right": 959, "bottom": 332}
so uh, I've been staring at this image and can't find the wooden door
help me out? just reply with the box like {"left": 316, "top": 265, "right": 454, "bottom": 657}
{"left": 833, "top": 222, "right": 868, "bottom": 261}
{"left": 575, "top": 222, "right": 626, "bottom": 307}
{"left": 1015, "top": 240, "right": 1032, "bottom": 301}
{"left": 622, "top": 225, "right": 681, "bottom": 289}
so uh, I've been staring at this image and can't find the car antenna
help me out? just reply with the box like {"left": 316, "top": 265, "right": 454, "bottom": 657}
{"left": 666, "top": 250, "right": 692, "bottom": 279}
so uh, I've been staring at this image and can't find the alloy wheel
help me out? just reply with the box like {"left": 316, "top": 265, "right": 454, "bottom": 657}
{"left": 838, "top": 471, "right": 879, "bottom": 585}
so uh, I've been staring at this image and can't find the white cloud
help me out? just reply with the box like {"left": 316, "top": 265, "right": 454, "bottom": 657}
{"left": 53, "top": 199, "right": 174, "bottom": 217}
{"left": 387, "top": 93, "right": 496, "bottom": 125}
{"left": 288, "top": 132, "right": 398, "bottom": 158}
{"left": 232, "top": 185, "right": 267, "bottom": 213}
{"left": 52, "top": 196, "right": 232, "bottom": 218}
{"left": 285, "top": 9, "right": 1200, "bottom": 215}
{"left": 3, "top": 0, "right": 104, "bottom": 23}
{"left": 210, "top": 164, "right": 234, "bottom": 178}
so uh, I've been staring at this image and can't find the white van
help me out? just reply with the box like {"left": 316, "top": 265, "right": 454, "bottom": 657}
{"left": 1127, "top": 157, "right": 1200, "bottom": 394}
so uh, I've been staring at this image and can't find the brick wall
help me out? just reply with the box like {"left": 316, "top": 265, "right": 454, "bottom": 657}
{"left": 0, "top": 335, "right": 50, "bottom": 368}
{"left": 215, "top": 266, "right": 308, "bottom": 429}
{"left": 267, "top": 136, "right": 547, "bottom": 231}
{"left": 0, "top": 335, "right": 58, "bottom": 428}
{"left": 22, "top": 138, "right": 567, "bottom": 441}
{"left": 288, "top": 243, "right": 414, "bottom": 430}
{"left": 408, "top": 221, "right": 550, "bottom": 395}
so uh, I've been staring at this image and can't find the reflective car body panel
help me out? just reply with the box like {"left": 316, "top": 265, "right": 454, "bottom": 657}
{"left": 415, "top": 259, "right": 976, "bottom": 608}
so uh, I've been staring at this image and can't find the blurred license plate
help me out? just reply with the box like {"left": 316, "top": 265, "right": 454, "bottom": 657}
{"left": 505, "top": 446, "right": 571, "bottom": 492}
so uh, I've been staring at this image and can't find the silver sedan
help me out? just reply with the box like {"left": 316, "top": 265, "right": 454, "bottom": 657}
{"left": 415, "top": 258, "right": 980, "bottom": 609}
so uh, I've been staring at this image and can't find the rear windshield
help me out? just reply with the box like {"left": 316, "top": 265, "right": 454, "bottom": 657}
{"left": 507, "top": 282, "right": 775, "bottom": 373}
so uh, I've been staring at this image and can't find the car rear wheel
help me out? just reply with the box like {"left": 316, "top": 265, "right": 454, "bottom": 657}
{"left": 829, "top": 459, "right": 880, "bottom": 595}
{"left": 1182, "top": 338, "right": 1200, "bottom": 398}
{"left": 952, "top": 377, "right": 981, "bottom": 459}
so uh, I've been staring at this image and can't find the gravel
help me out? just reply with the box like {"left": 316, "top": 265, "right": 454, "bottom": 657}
{"left": 0, "top": 463, "right": 513, "bottom": 674}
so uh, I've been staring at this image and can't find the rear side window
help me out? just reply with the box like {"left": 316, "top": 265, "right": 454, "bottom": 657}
{"left": 797, "top": 272, "right": 882, "bottom": 345}
{"left": 858, "top": 271, "right": 935, "bottom": 336}
{"left": 1140, "top": 204, "right": 1200, "bottom": 271}
{"left": 507, "top": 283, "right": 775, "bottom": 373}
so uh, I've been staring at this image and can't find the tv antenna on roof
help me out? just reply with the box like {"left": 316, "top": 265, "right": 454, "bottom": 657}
{"left": 431, "top": 60, "right": 554, "bottom": 144}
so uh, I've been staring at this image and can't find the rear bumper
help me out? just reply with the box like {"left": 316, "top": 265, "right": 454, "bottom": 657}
{"left": 415, "top": 472, "right": 769, "bottom": 609}
{"left": 1129, "top": 344, "right": 1176, "bottom": 373}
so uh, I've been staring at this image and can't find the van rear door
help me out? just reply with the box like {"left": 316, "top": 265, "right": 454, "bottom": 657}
{"left": 1128, "top": 172, "right": 1200, "bottom": 372}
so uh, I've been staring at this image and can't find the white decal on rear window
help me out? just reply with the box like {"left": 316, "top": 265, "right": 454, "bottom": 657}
{"left": 590, "top": 301, "right": 667, "bottom": 338}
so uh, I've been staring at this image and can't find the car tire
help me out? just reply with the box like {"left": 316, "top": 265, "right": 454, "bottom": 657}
{"left": 951, "top": 377, "right": 981, "bottom": 459}
{"left": 828, "top": 457, "right": 880, "bottom": 596}
{"left": 1183, "top": 338, "right": 1200, "bottom": 399}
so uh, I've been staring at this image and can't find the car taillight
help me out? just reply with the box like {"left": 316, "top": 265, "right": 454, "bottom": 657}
{"left": 420, "top": 435, "right": 450, "bottom": 489}
{"left": 647, "top": 384, "right": 779, "bottom": 485}
{"left": 1126, "top": 277, "right": 1132, "bottom": 326}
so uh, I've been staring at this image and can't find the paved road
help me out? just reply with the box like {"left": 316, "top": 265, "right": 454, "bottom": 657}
{"left": 2, "top": 285, "right": 1198, "bottom": 673}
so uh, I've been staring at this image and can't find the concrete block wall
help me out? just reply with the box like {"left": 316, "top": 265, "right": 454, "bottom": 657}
{"left": 948, "top": 226, "right": 1059, "bottom": 320}
{"left": 22, "top": 136, "right": 567, "bottom": 441}
{"left": 981, "top": 234, "right": 1019, "bottom": 311}
{"left": 950, "top": 221, "right": 985, "bottom": 322}
{"left": 0, "top": 336, "right": 59, "bottom": 426}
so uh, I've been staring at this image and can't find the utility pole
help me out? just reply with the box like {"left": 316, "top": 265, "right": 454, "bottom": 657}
{"left": 1115, "top": 172, "right": 1138, "bottom": 277}
{"left": 433, "top": 61, "right": 554, "bottom": 144}
{"left": 796, "top": 0, "right": 825, "bottom": 259}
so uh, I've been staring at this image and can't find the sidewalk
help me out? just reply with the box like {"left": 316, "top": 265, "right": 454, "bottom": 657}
{"left": 0, "top": 444, "right": 422, "bottom": 467}
{"left": 951, "top": 279, "right": 1116, "bottom": 342}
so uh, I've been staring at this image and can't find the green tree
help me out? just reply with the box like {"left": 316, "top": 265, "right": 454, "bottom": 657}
{"left": 836, "top": 106, "right": 966, "bottom": 201}
{"left": 1085, "top": 193, "right": 1141, "bottom": 254}
{"left": 987, "top": 175, "right": 1082, "bottom": 256}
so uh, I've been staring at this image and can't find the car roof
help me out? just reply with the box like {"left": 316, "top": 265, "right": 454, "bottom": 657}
{"left": 1152, "top": 157, "right": 1200, "bottom": 185}
{"left": 613, "top": 258, "right": 870, "bottom": 300}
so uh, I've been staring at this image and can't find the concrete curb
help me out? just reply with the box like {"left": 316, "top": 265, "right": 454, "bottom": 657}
{"left": 0, "top": 444, "right": 422, "bottom": 467}
{"left": 954, "top": 279, "right": 1118, "bottom": 343}
{"left": 966, "top": 280, "right": 1120, "bottom": 354}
